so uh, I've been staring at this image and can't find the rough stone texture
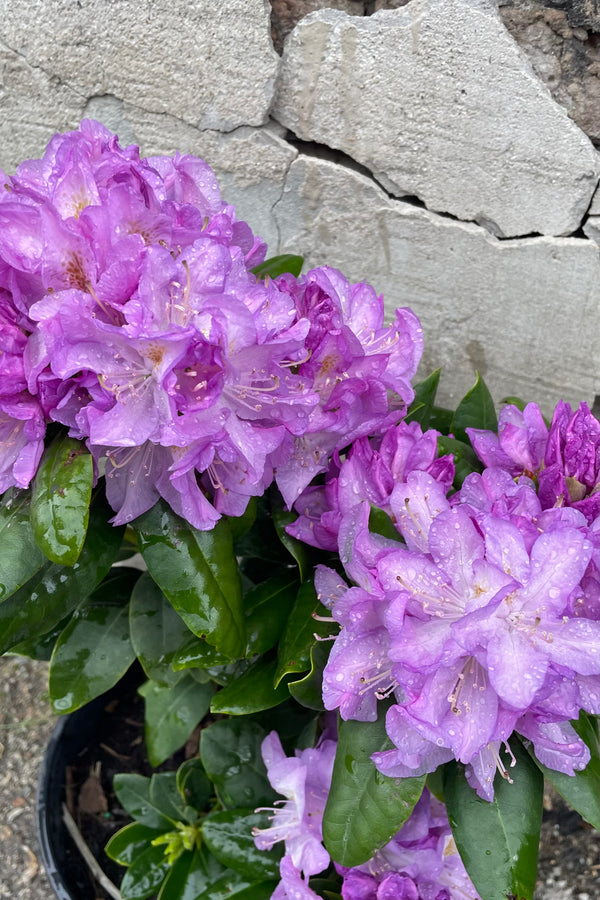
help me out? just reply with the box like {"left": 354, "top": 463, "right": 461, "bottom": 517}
{"left": 0, "top": 0, "right": 278, "bottom": 167}
{"left": 270, "top": 0, "right": 364, "bottom": 52}
{"left": 499, "top": 0, "right": 600, "bottom": 145}
{"left": 582, "top": 214, "right": 600, "bottom": 244}
{"left": 274, "top": 154, "right": 600, "bottom": 413}
{"left": 272, "top": 0, "right": 599, "bottom": 237}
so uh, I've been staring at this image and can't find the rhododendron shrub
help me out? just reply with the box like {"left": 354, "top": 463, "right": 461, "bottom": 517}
{"left": 0, "top": 124, "right": 597, "bottom": 900}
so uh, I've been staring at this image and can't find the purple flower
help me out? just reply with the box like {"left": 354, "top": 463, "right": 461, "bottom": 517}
{"left": 467, "top": 402, "right": 548, "bottom": 477}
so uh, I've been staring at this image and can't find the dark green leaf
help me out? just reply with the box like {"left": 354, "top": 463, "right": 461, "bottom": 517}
{"left": 48, "top": 568, "right": 138, "bottom": 713}
{"left": 129, "top": 573, "right": 193, "bottom": 686}
{"left": 405, "top": 369, "right": 441, "bottom": 427}
{"left": 105, "top": 822, "right": 162, "bottom": 865}
{"left": 30, "top": 435, "right": 93, "bottom": 565}
{"left": 271, "top": 506, "right": 310, "bottom": 582}
{"left": 210, "top": 657, "right": 290, "bottom": 715}
{"left": 0, "top": 497, "right": 124, "bottom": 654}
{"left": 323, "top": 713, "right": 425, "bottom": 866}
{"left": 451, "top": 372, "right": 498, "bottom": 443}
{"left": 139, "top": 675, "right": 214, "bottom": 767}
{"left": 275, "top": 579, "right": 331, "bottom": 687}
{"left": 244, "top": 571, "right": 299, "bottom": 656}
{"left": 368, "top": 505, "right": 403, "bottom": 543}
{"left": 113, "top": 774, "right": 174, "bottom": 830}
{"left": 157, "top": 847, "right": 225, "bottom": 900}
{"left": 202, "top": 809, "right": 282, "bottom": 881}
{"left": 200, "top": 719, "right": 273, "bottom": 809}
{"left": 437, "top": 435, "right": 481, "bottom": 488}
{"left": 0, "top": 488, "right": 46, "bottom": 603}
{"left": 288, "top": 639, "right": 330, "bottom": 710}
{"left": 251, "top": 254, "right": 303, "bottom": 279}
{"left": 204, "top": 871, "right": 277, "bottom": 900}
{"left": 444, "top": 737, "right": 543, "bottom": 900}
{"left": 119, "top": 842, "right": 171, "bottom": 900}
{"left": 225, "top": 498, "right": 257, "bottom": 544}
{"left": 524, "top": 712, "right": 600, "bottom": 830}
{"left": 171, "top": 633, "right": 231, "bottom": 671}
{"left": 150, "top": 772, "right": 188, "bottom": 822}
{"left": 135, "top": 502, "right": 245, "bottom": 660}
{"left": 10, "top": 614, "right": 72, "bottom": 661}
{"left": 176, "top": 758, "right": 212, "bottom": 813}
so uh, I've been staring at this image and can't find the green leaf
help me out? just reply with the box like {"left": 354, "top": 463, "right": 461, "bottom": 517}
{"left": 119, "top": 842, "right": 171, "bottom": 900}
{"left": 200, "top": 719, "right": 273, "bottom": 809}
{"left": 251, "top": 254, "right": 303, "bottom": 279}
{"left": 176, "top": 758, "right": 212, "bottom": 813}
{"left": 105, "top": 822, "right": 162, "bottom": 865}
{"left": 323, "top": 713, "right": 425, "bottom": 866}
{"left": 204, "top": 871, "right": 277, "bottom": 900}
{"left": 157, "top": 847, "right": 225, "bottom": 900}
{"left": 114, "top": 774, "right": 175, "bottom": 830}
{"left": 210, "top": 657, "right": 290, "bottom": 715}
{"left": 135, "top": 501, "right": 245, "bottom": 660}
{"left": 48, "top": 568, "right": 138, "bottom": 712}
{"left": 368, "top": 504, "right": 403, "bottom": 543}
{"left": 202, "top": 809, "right": 282, "bottom": 881}
{"left": 444, "top": 737, "right": 543, "bottom": 900}
{"left": 30, "top": 435, "right": 93, "bottom": 565}
{"left": 171, "top": 633, "right": 231, "bottom": 671}
{"left": 0, "top": 496, "right": 124, "bottom": 654}
{"left": 10, "top": 614, "right": 72, "bottom": 661}
{"left": 271, "top": 505, "right": 310, "bottom": 582}
{"left": 139, "top": 675, "right": 214, "bottom": 767}
{"left": 129, "top": 572, "right": 193, "bottom": 686}
{"left": 288, "top": 639, "right": 330, "bottom": 710}
{"left": 0, "top": 488, "right": 46, "bottom": 603}
{"left": 501, "top": 395, "right": 527, "bottom": 412}
{"left": 437, "top": 435, "right": 481, "bottom": 488}
{"left": 451, "top": 372, "right": 498, "bottom": 443}
{"left": 275, "top": 579, "right": 331, "bottom": 687}
{"left": 524, "top": 712, "right": 600, "bottom": 830}
{"left": 225, "top": 498, "right": 257, "bottom": 544}
{"left": 244, "top": 571, "right": 299, "bottom": 656}
{"left": 150, "top": 772, "right": 188, "bottom": 822}
{"left": 405, "top": 368, "right": 441, "bottom": 427}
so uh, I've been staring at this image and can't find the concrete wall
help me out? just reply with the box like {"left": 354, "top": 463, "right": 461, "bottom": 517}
{"left": 1, "top": 0, "right": 599, "bottom": 414}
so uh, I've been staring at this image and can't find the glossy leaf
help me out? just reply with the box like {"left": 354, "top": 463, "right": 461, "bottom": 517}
{"left": 105, "top": 822, "right": 162, "bottom": 865}
{"left": 211, "top": 657, "right": 290, "bottom": 716}
{"left": 204, "top": 871, "right": 278, "bottom": 900}
{"left": 451, "top": 372, "right": 498, "bottom": 443}
{"left": 251, "top": 254, "right": 303, "bottom": 279}
{"left": 48, "top": 568, "right": 138, "bottom": 712}
{"left": 444, "top": 738, "right": 543, "bottom": 900}
{"left": 135, "top": 502, "right": 245, "bottom": 660}
{"left": 323, "top": 712, "right": 425, "bottom": 866}
{"left": 202, "top": 809, "right": 282, "bottom": 881}
{"left": 271, "top": 506, "right": 310, "bottom": 582}
{"left": 405, "top": 368, "right": 441, "bottom": 427}
{"left": 30, "top": 435, "right": 93, "bottom": 565}
{"left": 114, "top": 774, "right": 175, "bottom": 830}
{"left": 157, "top": 847, "right": 225, "bottom": 900}
{"left": 368, "top": 504, "right": 403, "bottom": 543}
{"left": 200, "top": 719, "right": 273, "bottom": 810}
{"left": 275, "top": 579, "right": 331, "bottom": 687}
{"left": 139, "top": 675, "right": 214, "bottom": 767}
{"left": 172, "top": 632, "right": 231, "bottom": 671}
{"left": 244, "top": 571, "right": 299, "bottom": 656}
{"left": 0, "top": 488, "right": 46, "bottom": 603}
{"left": 150, "top": 772, "right": 188, "bottom": 823}
{"left": 0, "top": 498, "right": 124, "bottom": 654}
{"left": 119, "top": 842, "right": 171, "bottom": 900}
{"left": 525, "top": 712, "right": 600, "bottom": 830}
{"left": 129, "top": 572, "right": 193, "bottom": 686}
{"left": 176, "top": 758, "right": 212, "bottom": 813}
{"left": 287, "top": 639, "right": 330, "bottom": 711}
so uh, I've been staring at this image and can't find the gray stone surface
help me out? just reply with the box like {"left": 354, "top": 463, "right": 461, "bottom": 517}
{"left": 274, "top": 154, "right": 600, "bottom": 414}
{"left": 272, "top": 0, "right": 599, "bottom": 237}
{"left": 0, "top": 0, "right": 278, "bottom": 171}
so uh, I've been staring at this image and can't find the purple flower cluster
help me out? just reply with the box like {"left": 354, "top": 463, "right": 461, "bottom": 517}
{"left": 300, "top": 402, "right": 599, "bottom": 800}
{"left": 0, "top": 121, "right": 422, "bottom": 526}
{"left": 253, "top": 732, "right": 481, "bottom": 900}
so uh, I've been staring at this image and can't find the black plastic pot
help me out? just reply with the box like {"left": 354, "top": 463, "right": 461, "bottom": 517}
{"left": 36, "top": 692, "right": 108, "bottom": 900}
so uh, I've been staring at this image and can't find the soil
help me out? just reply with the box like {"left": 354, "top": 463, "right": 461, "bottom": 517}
{"left": 1, "top": 656, "right": 599, "bottom": 900}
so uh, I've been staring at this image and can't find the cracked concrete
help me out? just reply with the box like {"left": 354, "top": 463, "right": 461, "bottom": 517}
{"left": 1, "top": 0, "right": 599, "bottom": 411}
